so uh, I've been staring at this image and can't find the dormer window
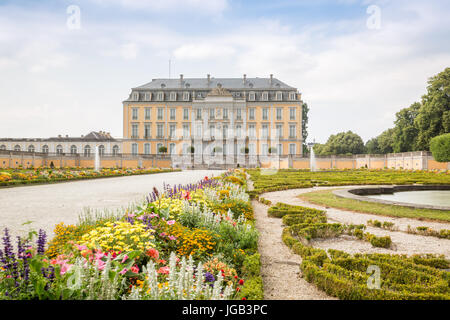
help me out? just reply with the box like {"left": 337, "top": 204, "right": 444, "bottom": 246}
{"left": 170, "top": 92, "right": 177, "bottom": 101}
{"left": 132, "top": 92, "right": 139, "bottom": 101}
{"left": 276, "top": 91, "right": 283, "bottom": 101}
{"left": 262, "top": 91, "right": 268, "bottom": 101}
{"left": 145, "top": 92, "right": 152, "bottom": 101}
{"left": 289, "top": 92, "right": 296, "bottom": 100}
{"left": 248, "top": 91, "right": 255, "bottom": 101}
{"left": 183, "top": 91, "right": 190, "bottom": 101}
{"left": 157, "top": 92, "right": 164, "bottom": 101}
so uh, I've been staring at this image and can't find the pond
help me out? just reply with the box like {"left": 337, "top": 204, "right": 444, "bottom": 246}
{"left": 367, "top": 190, "right": 450, "bottom": 207}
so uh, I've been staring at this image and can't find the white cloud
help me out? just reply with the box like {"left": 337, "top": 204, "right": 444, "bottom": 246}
{"left": 174, "top": 43, "right": 236, "bottom": 60}
{"left": 120, "top": 42, "right": 139, "bottom": 60}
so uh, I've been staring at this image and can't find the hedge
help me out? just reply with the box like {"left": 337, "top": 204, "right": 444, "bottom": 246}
{"left": 430, "top": 133, "right": 450, "bottom": 162}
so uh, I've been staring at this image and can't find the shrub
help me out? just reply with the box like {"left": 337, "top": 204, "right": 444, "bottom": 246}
{"left": 430, "top": 133, "right": 450, "bottom": 162}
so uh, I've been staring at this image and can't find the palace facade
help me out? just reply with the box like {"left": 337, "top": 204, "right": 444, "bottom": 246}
{"left": 122, "top": 75, "right": 304, "bottom": 158}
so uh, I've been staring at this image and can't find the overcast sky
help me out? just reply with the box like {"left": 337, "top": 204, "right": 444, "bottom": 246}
{"left": 0, "top": 0, "right": 449, "bottom": 143}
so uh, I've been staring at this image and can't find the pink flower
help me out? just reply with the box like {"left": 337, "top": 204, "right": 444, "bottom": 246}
{"left": 146, "top": 248, "right": 159, "bottom": 260}
{"left": 157, "top": 266, "right": 170, "bottom": 274}
{"left": 168, "top": 235, "right": 177, "bottom": 241}
{"left": 166, "top": 220, "right": 175, "bottom": 225}
{"left": 131, "top": 265, "right": 139, "bottom": 273}
{"left": 127, "top": 213, "right": 136, "bottom": 218}
{"left": 60, "top": 263, "right": 73, "bottom": 275}
{"left": 74, "top": 244, "right": 88, "bottom": 251}
{"left": 96, "top": 259, "right": 106, "bottom": 271}
{"left": 119, "top": 268, "right": 128, "bottom": 275}
{"left": 121, "top": 255, "right": 129, "bottom": 263}
{"left": 159, "top": 232, "right": 167, "bottom": 237}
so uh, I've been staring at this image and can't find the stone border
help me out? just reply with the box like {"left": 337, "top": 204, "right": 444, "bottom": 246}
{"left": 333, "top": 185, "right": 450, "bottom": 211}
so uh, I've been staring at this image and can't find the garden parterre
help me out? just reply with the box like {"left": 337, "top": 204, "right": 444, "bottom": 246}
{"left": 0, "top": 167, "right": 178, "bottom": 187}
{"left": 0, "top": 169, "right": 263, "bottom": 300}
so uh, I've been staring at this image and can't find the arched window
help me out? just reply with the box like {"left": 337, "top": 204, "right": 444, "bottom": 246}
{"left": 131, "top": 143, "right": 138, "bottom": 155}
{"left": 70, "top": 145, "right": 77, "bottom": 154}
{"left": 28, "top": 145, "right": 35, "bottom": 153}
{"left": 56, "top": 145, "right": 63, "bottom": 154}
{"left": 112, "top": 145, "right": 119, "bottom": 156}
{"left": 0, "top": 145, "right": 6, "bottom": 151}
{"left": 14, "top": 145, "right": 21, "bottom": 152}
{"left": 84, "top": 145, "right": 91, "bottom": 157}
{"left": 42, "top": 145, "right": 49, "bottom": 153}
{"left": 144, "top": 143, "right": 151, "bottom": 155}
{"left": 98, "top": 145, "right": 105, "bottom": 156}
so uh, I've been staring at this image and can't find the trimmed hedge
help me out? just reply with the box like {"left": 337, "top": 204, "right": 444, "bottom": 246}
{"left": 238, "top": 253, "right": 264, "bottom": 300}
{"left": 430, "top": 133, "right": 450, "bottom": 162}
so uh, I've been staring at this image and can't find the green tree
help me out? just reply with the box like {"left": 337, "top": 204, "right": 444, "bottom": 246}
{"left": 392, "top": 102, "right": 420, "bottom": 152}
{"left": 301, "top": 102, "right": 309, "bottom": 155}
{"left": 430, "top": 133, "right": 450, "bottom": 162}
{"left": 314, "top": 131, "right": 365, "bottom": 156}
{"left": 414, "top": 67, "right": 450, "bottom": 150}
{"left": 365, "top": 137, "right": 381, "bottom": 154}
{"left": 377, "top": 128, "right": 395, "bottom": 154}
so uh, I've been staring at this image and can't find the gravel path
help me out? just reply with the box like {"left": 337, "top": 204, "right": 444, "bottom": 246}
{"left": 0, "top": 170, "right": 224, "bottom": 241}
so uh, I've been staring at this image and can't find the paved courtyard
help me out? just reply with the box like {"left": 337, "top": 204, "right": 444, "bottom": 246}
{"left": 0, "top": 169, "right": 224, "bottom": 241}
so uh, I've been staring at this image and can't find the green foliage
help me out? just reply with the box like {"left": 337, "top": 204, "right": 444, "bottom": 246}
{"left": 314, "top": 131, "right": 365, "bottom": 156}
{"left": 430, "top": 133, "right": 450, "bottom": 162}
{"left": 302, "top": 102, "right": 309, "bottom": 156}
{"left": 392, "top": 102, "right": 420, "bottom": 152}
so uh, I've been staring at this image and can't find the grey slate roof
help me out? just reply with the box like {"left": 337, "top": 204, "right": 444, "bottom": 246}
{"left": 133, "top": 77, "right": 296, "bottom": 91}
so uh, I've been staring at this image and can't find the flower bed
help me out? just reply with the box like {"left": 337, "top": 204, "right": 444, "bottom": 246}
{"left": 272, "top": 202, "right": 450, "bottom": 299}
{"left": 0, "top": 167, "right": 179, "bottom": 188}
{"left": 0, "top": 169, "right": 263, "bottom": 300}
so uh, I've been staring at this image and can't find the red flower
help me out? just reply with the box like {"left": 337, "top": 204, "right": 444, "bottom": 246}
{"left": 234, "top": 275, "right": 238, "bottom": 279}
{"left": 242, "top": 297, "right": 247, "bottom": 300}
{"left": 131, "top": 265, "right": 139, "bottom": 273}
{"left": 204, "top": 176, "right": 209, "bottom": 181}
{"left": 236, "top": 287, "right": 240, "bottom": 292}
{"left": 239, "top": 279, "right": 244, "bottom": 285}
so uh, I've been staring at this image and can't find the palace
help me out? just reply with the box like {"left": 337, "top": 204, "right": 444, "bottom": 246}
{"left": 122, "top": 74, "right": 304, "bottom": 158}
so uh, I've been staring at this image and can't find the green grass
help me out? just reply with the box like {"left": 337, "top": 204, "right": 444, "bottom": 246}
{"left": 299, "top": 189, "right": 450, "bottom": 222}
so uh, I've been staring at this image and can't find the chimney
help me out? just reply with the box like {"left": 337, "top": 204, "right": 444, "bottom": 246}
{"left": 270, "top": 74, "right": 273, "bottom": 85}
{"left": 243, "top": 74, "right": 247, "bottom": 84}
{"left": 207, "top": 74, "right": 211, "bottom": 85}
{"left": 180, "top": 74, "right": 184, "bottom": 83}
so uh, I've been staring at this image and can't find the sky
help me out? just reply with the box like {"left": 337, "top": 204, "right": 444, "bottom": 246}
{"left": 0, "top": 0, "right": 449, "bottom": 143}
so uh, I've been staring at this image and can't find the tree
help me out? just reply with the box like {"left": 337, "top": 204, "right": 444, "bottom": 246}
{"left": 314, "top": 131, "right": 365, "bottom": 156}
{"left": 376, "top": 128, "right": 395, "bottom": 154}
{"left": 430, "top": 133, "right": 450, "bottom": 162}
{"left": 365, "top": 137, "right": 381, "bottom": 154}
{"left": 158, "top": 146, "right": 167, "bottom": 153}
{"left": 392, "top": 102, "right": 420, "bottom": 152}
{"left": 302, "top": 102, "right": 309, "bottom": 155}
{"left": 414, "top": 67, "right": 450, "bottom": 150}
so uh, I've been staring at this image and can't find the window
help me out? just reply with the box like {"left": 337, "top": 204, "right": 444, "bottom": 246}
{"left": 183, "top": 92, "right": 190, "bottom": 101}
{"left": 42, "top": 145, "right": 49, "bottom": 153}
{"left": 209, "top": 108, "right": 215, "bottom": 120}
{"left": 262, "top": 108, "right": 268, "bottom": 120}
{"left": 132, "top": 124, "right": 139, "bottom": 138}
{"left": 289, "top": 92, "right": 296, "bottom": 100}
{"left": 249, "top": 143, "right": 256, "bottom": 155}
{"left": 248, "top": 108, "right": 255, "bottom": 120}
{"left": 144, "top": 124, "right": 151, "bottom": 138}
{"left": 169, "top": 124, "right": 176, "bottom": 138}
{"left": 183, "top": 108, "right": 189, "bottom": 120}
{"left": 289, "top": 124, "right": 296, "bottom": 138}
{"left": 14, "top": 145, "right": 21, "bottom": 152}
{"left": 277, "top": 143, "right": 282, "bottom": 155}
{"left": 56, "top": 145, "right": 63, "bottom": 154}
{"left": 144, "top": 143, "right": 151, "bottom": 155}
{"left": 132, "top": 108, "right": 138, "bottom": 120}
{"left": 276, "top": 108, "right": 282, "bottom": 120}
{"left": 236, "top": 108, "right": 242, "bottom": 120}
{"left": 145, "top": 92, "right": 151, "bottom": 101}
{"left": 84, "top": 145, "right": 91, "bottom": 157}
{"left": 169, "top": 92, "right": 177, "bottom": 101}
{"left": 196, "top": 123, "right": 202, "bottom": 138}
{"left": 28, "top": 145, "right": 35, "bottom": 153}
{"left": 276, "top": 91, "right": 283, "bottom": 101}
{"left": 209, "top": 124, "right": 215, "bottom": 139}
{"left": 182, "top": 124, "right": 190, "bottom": 139}
{"left": 157, "top": 92, "right": 164, "bottom": 101}
{"left": 156, "top": 143, "right": 163, "bottom": 154}
{"left": 223, "top": 108, "right": 228, "bottom": 119}
{"left": 276, "top": 124, "right": 283, "bottom": 138}
{"left": 157, "top": 108, "right": 164, "bottom": 120}
{"left": 169, "top": 143, "right": 175, "bottom": 155}
{"left": 248, "top": 91, "right": 255, "bottom": 101}
{"left": 196, "top": 109, "right": 202, "bottom": 120}
{"left": 262, "top": 143, "right": 268, "bottom": 156}
{"left": 112, "top": 145, "right": 119, "bottom": 156}
{"left": 222, "top": 125, "right": 228, "bottom": 139}
{"left": 290, "top": 107, "right": 296, "bottom": 120}
{"left": 236, "top": 124, "right": 242, "bottom": 138}
{"left": 132, "top": 143, "right": 138, "bottom": 155}
{"left": 289, "top": 143, "right": 296, "bottom": 155}
{"left": 145, "top": 108, "right": 151, "bottom": 120}
{"left": 98, "top": 145, "right": 105, "bottom": 156}
{"left": 262, "top": 91, "right": 268, "bottom": 101}
{"left": 248, "top": 124, "right": 256, "bottom": 138}
{"left": 261, "top": 124, "right": 269, "bottom": 138}
{"left": 70, "top": 145, "right": 77, "bottom": 154}
{"left": 132, "top": 92, "right": 139, "bottom": 101}
{"left": 157, "top": 124, "right": 164, "bottom": 138}
{"left": 170, "top": 108, "right": 176, "bottom": 120}
{"left": 0, "top": 145, "right": 6, "bottom": 150}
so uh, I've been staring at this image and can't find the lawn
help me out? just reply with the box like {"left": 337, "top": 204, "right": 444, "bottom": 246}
{"left": 299, "top": 189, "right": 450, "bottom": 222}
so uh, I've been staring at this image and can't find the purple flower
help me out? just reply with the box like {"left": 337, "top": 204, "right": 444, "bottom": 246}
{"left": 204, "top": 272, "right": 215, "bottom": 283}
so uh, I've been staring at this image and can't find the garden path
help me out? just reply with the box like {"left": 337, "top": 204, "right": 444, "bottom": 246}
{"left": 0, "top": 169, "right": 224, "bottom": 242}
